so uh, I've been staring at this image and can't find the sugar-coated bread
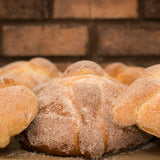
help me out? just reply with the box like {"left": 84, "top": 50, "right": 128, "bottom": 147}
{"left": 111, "top": 64, "right": 160, "bottom": 138}
{"left": 0, "top": 57, "right": 61, "bottom": 89}
{"left": 19, "top": 60, "right": 151, "bottom": 159}
{"left": 0, "top": 78, "right": 38, "bottom": 148}
{"left": 0, "top": 122, "right": 10, "bottom": 148}
{"left": 105, "top": 62, "right": 144, "bottom": 85}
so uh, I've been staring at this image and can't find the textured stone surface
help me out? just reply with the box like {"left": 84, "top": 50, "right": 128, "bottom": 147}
{"left": 53, "top": 0, "right": 138, "bottom": 19}
{"left": 54, "top": 0, "right": 91, "bottom": 18}
{"left": 91, "top": 0, "right": 138, "bottom": 18}
{"left": 98, "top": 25, "right": 160, "bottom": 56}
{"left": 0, "top": 0, "right": 48, "bottom": 19}
{"left": 144, "top": 0, "right": 160, "bottom": 18}
{"left": 3, "top": 25, "right": 88, "bottom": 56}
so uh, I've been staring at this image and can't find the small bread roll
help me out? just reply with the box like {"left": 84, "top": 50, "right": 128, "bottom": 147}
{"left": 111, "top": 64, "right": 160, "bottom": 138}
{"left": 0, "top": 58, "right": 61, "bottom": 89}
{"left": 19, "top": 60, "right": 151, "bottom": 159}
{"left": 105, "top": 62, "right": 144, "bottom": 85}
{"left": 0, "top": 78, "right": 38, "bottom": 148}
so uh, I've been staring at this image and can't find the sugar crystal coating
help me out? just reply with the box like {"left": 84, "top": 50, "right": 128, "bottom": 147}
{"left": 63, "top": 60, "right": 106, "bottom": 77}
{"left": 0, "top": 78, "right": 38, "bottom": 149}
{"left": 112, "top": 64, "right": 160, "bottom": 138}
{"left": 19, "top": 61, "right": 151, "bottom": 158}
{"left": 0, "top": 57, "right": 61, "bottom": 89}
{"left": 105, "top": 62, "right": 144, "bottom": 85}
{"left": 0, "top": 121, "right": 10, "bottom": 148}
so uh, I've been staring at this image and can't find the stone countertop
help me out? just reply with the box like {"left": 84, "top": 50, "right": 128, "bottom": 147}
{"left": 0, "top": 138, "right": 160, "bottom": 160}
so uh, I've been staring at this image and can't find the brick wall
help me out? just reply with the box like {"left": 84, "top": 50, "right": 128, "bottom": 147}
{"left": 0, "top": 0, "right": 160, "bottom": 66}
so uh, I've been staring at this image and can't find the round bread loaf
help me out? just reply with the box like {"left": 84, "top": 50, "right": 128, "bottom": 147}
{"left": 111, "top": 64, "right": 160, "bottom": 138}
{"left": 0, "top": 78, "right": 38, "bottom": 148}
{"left": 105, "top": 62, "right": 144, "bottom": 85}
{"left": 0, "top": 57, "right": 61, "bottom": 89}
{"left": 19, "top": 61, "right": 151, "bottom": 159}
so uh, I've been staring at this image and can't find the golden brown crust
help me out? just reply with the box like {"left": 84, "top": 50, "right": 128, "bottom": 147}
{"left": 19, "top": 61, "right": 151, "bottom": 158}
{"left": 105, "top": 62, "right": 144, "bottom": 85}
{"left": 112, "top": 64, "right": 160, "bottom": 138}
{"left": 105, "top": 62, "right": 126, "bottom": 78}
{"left": 0, "top": 122, "right": 10, "bottom": 148}
{"left": 112, "top": 77, "right": 160, "bottom": 126}
{"left": 0, "top": 78, "right": 19, "bottom": 89}
{"left": 141, "top": 64, "right": 160, "bottom": 78}
{"left": 63, "top": 60, "right": 126, "bottom": 93}
{"left": 29, "top": 57, "right": 61, "bottom": 78}
{"left": 63, "top": 60, "right": 106, "bottom": 77}
{"left": 0, "top": 78, "right": 38, "bottom": 148}
{"left": 0, "top": 58, "right": 61, "bottom": 89}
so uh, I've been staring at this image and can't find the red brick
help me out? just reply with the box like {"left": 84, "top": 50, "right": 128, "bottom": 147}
{"left": 98, "top": 25, "right": 160, "bottom": 56}
{"left": 3, "top": 25, "right": 88, "bottom": 56}
{"left": 54, "top": 0, "right": 91, "bottom": 18}
{"left": 91, "top": 0, "right": 138, "bottom": 18}
{"left": 144, "top": 0, "right": 160, "bottom": 18}
{"left": 0, "top": 0, "right": 48, "bottom": 19}
{"left": 53, "top": 0, "right": 138, "bottom": 19}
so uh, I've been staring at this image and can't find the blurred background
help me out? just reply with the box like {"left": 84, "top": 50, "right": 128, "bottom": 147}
{"left": 0, "top": 0, "right": 160, "bottom": 68}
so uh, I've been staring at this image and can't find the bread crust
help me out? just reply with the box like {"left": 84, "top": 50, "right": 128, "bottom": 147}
{"left": 0, "top": 58, "right": 61, "bottom": 89}
{"left": 0, "top": 78, "right": 38, "bottom": 148}
{"left": 105, "top": 62, "right": 144, "bottom": 85}
{"left": 111, "top": 64, "right": 160, "bottom": 137}
{"left": 19, "top": 61, "right": 151, "bottom": 158}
